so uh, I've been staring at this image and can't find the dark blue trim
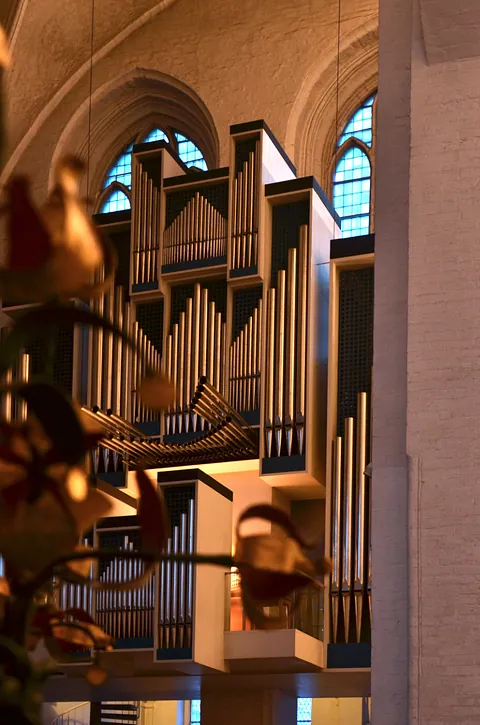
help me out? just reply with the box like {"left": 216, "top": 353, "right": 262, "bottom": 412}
{"left": 96, "top": 472, "right": 126, "bottom": 488}
{"left": 261, "top": 455, "right": 306, "bottom": 475}
{"left": 327, "top": 643, "right": 371, "bottom": 669}
{"left": 132, "top": 281, "right": 159, "bottom": 292}
{"left": 239, "top": 410, "right": 260, "bottom": 426}
{"left": 93, "top": 209, "right": 131, "bottom": 225}
{"left": 229, "top": 265, "right": 258, "bottom": 278}
{"left": 115, "top": 637, "right": 154, "bottom": 650}
{"left": 161, "top": 256, "right": 227, "bottom": 274}
{"left": 265, "top": 176, "right": 341, "bottom": 228}
{"left": 157, "top": 468, "right": 233, "bottom": 501}
{"left": 164, "top": 168, "right": 229, "bottom": 187}
{"left": 96, "top": 514, "right": 138, "bottom": 529}
{"left": 135, "top": 421, "right": 161, "bottom": 436}
{"left": 156, "top": 647, "right": 193, "bottom": 660}
{"left": 330, "top": 234, "right": 375, "bottom": 259}
{"left": 132, "top": 140, "right": 189, "bottom": 173}
{"left": 230, "top": 120, "right": 297, "bottom": 175}
{"left": 163, "top": 431, "right": 203, "bottom": 444}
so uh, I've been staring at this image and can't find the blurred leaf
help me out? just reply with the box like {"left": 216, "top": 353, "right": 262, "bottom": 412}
{"left": 236, "top": 504, "right": 315, "bottom": 549}
{"left": 0, "top": 304, "right": 137, "bottom": 378}
{"left": 12, "top": 382, "right": 84, "bottom": 465}
{"left": 60, "top": 545, "right": 93, "bottom": 581}
{"left": 0, "top": 26, "right": 9, "bottom": 173}
{"left": 0, "top": 487, "right": 111, "bottom": 581}
{"left": 136, "top": 468, "right": 169, "bottom": 554}
{"left": 138, "top": 374, "right": 175, "bottom": 411}
{"left": 87, "top": 663, "right": 107, "bottom": 686}
{"left": 51, "top": 621, "right": 113, "bottom": 652}
{"left": 63, "top": 607, "right": 95, "bottom": 624}
{"left": 5, "top": 178, "right": 54, "bottom": 272}
{"left": 0, "top": 26, "right": 9, "bottom": 68}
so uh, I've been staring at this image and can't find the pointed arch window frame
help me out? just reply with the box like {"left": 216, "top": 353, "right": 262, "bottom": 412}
{"left": 97, "top": 123, "right": 208, "bottom": 213}
{"left": 331, "top": 93, "right": 377, "bottom": 237}
{"left": 98, "top": 181, "right": 132, "bottom": 214}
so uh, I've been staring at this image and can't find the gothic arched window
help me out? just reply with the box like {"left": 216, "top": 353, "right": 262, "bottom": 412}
{"left": 333, "top": 94, "right": 376, "bottom": 238}
{"left": 99, "top": 127, "right": 208, "bottom": 213}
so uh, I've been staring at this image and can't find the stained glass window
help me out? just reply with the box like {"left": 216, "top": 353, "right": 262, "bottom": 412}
{"left": 338, "top": 95, "right": 375, "bottom": 147}
{"left": 175, "top": 132, "right": 208, "bottom": 170}
{"left": 103, "top": 143, "right": 134, "bottom": 189}
{"left": 142, "top": 127, "right": 169, "bottom": 144}
{"left": 100, "top": 128, "right": 208, "bottom": 213}
{"left": 333, "top": 93, "right": 376, "bottom": 237}
{"left": 191, "top": 700, "right": 201, "bottom": 724}
{"left": 101, "top": 189, "right": 131, "bottom": 213}
{"left": 297, "top": 698, "right": 312, "bottom": 724}
{"left": 333, "top": 147, "right": 371, "bottom": 237}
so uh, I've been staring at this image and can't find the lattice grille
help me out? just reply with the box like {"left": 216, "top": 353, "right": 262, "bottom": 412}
{"left": 336, "top": 266, "right": 374, "bottom": 436}
{"left": 25, "top": 327, "right": 74, "bottom": 394}
{"left": 109, "top": 228, "right": 131, "bottom": 292}
{"left": 235, "top": 137, "right": 258, "bottom": 174}
{"left": 232, "top": 287, "right": 263, "bottom": 340}
{"left": 162, "top": 484, "right": 195, "bottom": 528}
{"left": 271, "top": 201, "right": 310, "bottom": 286}
{"left": 136, "top": 299, "right": 164, "bottom": 354}
{"left": 201, "top": 279, "right": 227, "bottom": 321}
{"left": 165, "top": 182, "right": 228, "bottom": 227}
{"left": 170, "top": 284, "right": 194, "bottom": 330}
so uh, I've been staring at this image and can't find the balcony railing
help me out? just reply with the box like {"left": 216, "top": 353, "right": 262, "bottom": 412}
{"left": 225, "top": 573, "right": 324, "bottom": 640}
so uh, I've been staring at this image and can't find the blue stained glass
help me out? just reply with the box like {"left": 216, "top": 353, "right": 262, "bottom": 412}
{"left": 297, "top": 698, "right": 312, "bottom": 724}
{"left": 175, "top": 132, "right": 208, "bottom": 170}
{"left": 103, "top": 143, "right": 134, "bottom": 189}
{"left": 333, "top": 146, "right": 371, "bottom": 238}
{"left": 191, "top": 700, "right": 201, "bottom": 723}
{"left": 338, "top": 94, "right": 375, "bottom": 147}
{"left": 143, "top": 127, "right": 169, "bottom": 144}
{"left": 101, "top": 189, "right": 131, "bottom": 213}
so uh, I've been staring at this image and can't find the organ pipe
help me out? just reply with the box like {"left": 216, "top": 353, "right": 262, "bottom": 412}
{"left": 330, "top": 393, "right": 372, "bottom": 644}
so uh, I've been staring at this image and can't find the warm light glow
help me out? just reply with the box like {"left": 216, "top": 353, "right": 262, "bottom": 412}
{"left": 66, "top": 468, "right": 88, "bottom": 502}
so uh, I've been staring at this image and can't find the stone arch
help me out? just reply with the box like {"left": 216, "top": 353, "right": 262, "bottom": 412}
{"left": 285, "top": 18, "right": 378, "bottom": 192}
{"left": 48, "top": 67, "right": 219, "bottom": 202}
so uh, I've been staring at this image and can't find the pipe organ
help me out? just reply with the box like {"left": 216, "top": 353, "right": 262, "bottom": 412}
{"left": 0, "top": 120, "right": 379, "bottom": 667}
{"left": 328, "top": 263, "right": 374, "bottom": 647}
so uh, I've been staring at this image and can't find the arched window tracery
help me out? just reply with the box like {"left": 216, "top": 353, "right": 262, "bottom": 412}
{"left": 100, "top": 126, "right": 208, "bottom": 213}
{"left": 333, "top": 94, "right": 376, "bottom": 238}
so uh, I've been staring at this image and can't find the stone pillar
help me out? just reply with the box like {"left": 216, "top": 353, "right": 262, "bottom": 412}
{"left": 201, "top": 691, "right": 297, "bottom": 725}
{"left": 372, "top": 0, "right": 411, "bottom": 721}
{"left": 375, "top": 0, "right": 480, "bottom": 722}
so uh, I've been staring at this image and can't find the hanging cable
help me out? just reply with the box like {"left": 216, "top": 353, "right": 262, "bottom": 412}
{"left": 86, "top": 0, "right": 95, "bottom": 212}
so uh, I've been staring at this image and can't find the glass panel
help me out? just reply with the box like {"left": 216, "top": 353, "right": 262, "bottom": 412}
{"left": 143, "top": 127, "right": 169, "bottom": 144}
{"left": 338, "top": 94, "right": 375, "bottom": 147}
{"left": 333, "top": 147, "right": 371, "bottom": 238}
{"left": 103, "top": 143, "right": 134, "bottom": 189}
{"left": 297, "top": 698, "right": 312, "bottom": 724}
{"left": 100, "top": 189, "right": 131, "bottom": 214}
{"left": 175, "top": 132, "right": 208, "bottom": 170}
{"left": 191, "top": 700, "right": 201, "bottom": 724}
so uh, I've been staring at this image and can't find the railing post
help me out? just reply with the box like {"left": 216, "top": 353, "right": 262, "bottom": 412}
{"left": 89, "top": 702, "right": 102, "bottom": 725}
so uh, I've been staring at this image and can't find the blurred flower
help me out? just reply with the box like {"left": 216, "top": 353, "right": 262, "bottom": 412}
{"left": 30, "top": 606, "right": 113, "bottom": 657}
{"left": 0, "top": 157, "right": 116, "bottom": 303}
{"left": 0, "top": 418, "right": 110, "bottom": 581}
{"left": 233, "top": 504, "right": 331, "bottom": 627}
{"left": 0, "top": 25, "right": 10, "bottom": 68}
